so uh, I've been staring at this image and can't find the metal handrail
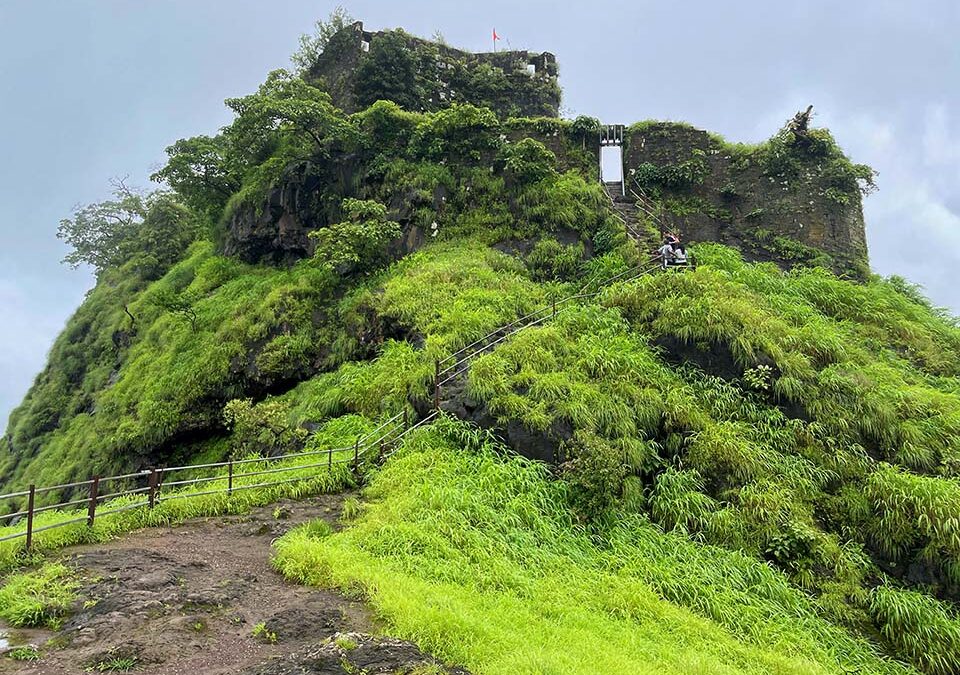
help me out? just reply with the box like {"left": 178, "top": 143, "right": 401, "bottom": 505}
{"left": 0, "top": 177, "right": 668, "bottom": 551}
{"left": 440, "top": 305, "right": 554, "bottom": 368}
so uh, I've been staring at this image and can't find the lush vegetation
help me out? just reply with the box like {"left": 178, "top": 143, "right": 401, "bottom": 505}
{"left": 4, "top": 90, "right": 616, "bottom": 496}
{"left": 274, "top": 419, "right": 912, "bottom": 675}
{"left": 3, "top": 21, "right": 958, "bottom": 675}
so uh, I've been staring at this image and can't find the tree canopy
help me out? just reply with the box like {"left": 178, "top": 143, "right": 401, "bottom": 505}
{"left": 57, "top": 182, "right": 203, "bottom": 279}
{"left": 290, "top": 6, "right": 355, "bottom": 73}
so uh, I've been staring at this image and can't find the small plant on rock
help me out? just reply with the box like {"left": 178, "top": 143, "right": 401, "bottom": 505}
{"left": 742, "top": 365, "right": 773, "bottom": 391}
{"left": 251, "top": 622, "right": 278, "bottom": 644}
{"left": 7, "top": 646, "right": 40, "bottom": 661}
{"left": 334, "top": 635, "right": 359, "bottom": 651}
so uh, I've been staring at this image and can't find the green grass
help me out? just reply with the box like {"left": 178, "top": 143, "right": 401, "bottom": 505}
{"left": 251, "top": 621, "right": 278, "bottom": 644}
{"left": 0, "top": 415, "right": 365, "bottom": 574}
{"left": 7, "top": 646, "right": 41, "bottom": 661}
{"left": 0, "top": 562, "right": 79, "bottom": 628}
{"left": 274, "top": 419, "right": 914, "bottom": 675}
{"left": 89, "top": 655, "right": 138, "bottom": 672}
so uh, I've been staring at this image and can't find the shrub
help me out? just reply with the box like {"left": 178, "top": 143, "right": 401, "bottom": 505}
{"left": 499, "top": 138, "right": 557, "bottom": 184}
{"left": 7, "top": 646, "right": 40, "bottom": 661}
{"left": 311, "top": 198, "right": 401, "bottom": 274}
{"left": 525, "top": 237, "right": 584, "bottom": 282}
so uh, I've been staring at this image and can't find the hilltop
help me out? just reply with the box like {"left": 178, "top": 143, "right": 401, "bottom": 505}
{"left": 1, "top": 15, "right": 959, "bottom": 675}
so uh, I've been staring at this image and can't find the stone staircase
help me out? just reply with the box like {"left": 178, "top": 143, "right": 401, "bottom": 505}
{"left": 602, "top": 181, "right": 660, "bottom": 253}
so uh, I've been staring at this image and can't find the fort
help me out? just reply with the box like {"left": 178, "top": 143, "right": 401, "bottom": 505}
{"left": 306, "top": 21, "right": 561, "bottom": 118}
{"left": 227, "top": 24, "right": 871, "bottom": 276}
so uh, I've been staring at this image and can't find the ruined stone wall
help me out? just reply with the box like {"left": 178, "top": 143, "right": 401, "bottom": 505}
{"left": 623, "top": 122, "right": 869, "bottom": 271}
{"left": 308, "top": 21, "right": 560, "bottom": 118}
{"left": 222, "top": 123, "right": 596, "bottom": 265}
{"left": 504, "top": 120, "right": 601, "bottom": 178}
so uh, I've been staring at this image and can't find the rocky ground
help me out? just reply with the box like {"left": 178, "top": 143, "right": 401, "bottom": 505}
{"left": 0, "top": 494, "right": 465, "bottom": 674}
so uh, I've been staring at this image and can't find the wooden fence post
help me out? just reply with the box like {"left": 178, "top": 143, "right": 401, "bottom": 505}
{"left": 25, "top": 485, "right": 35, "bottom": 552}
{"left": 403, "top": 408, "right": 409, "bottom": 431}
{"left": 87, "top": 476, "right": 100, "bottom": 528}
{"left": 227, "top": 460, "right": 234, "bottom": 495}
{"left": 434, "top": 360, "right": 441, "bottom": 410}
{"left": 147, "top": 469, "right": 159, "bottom": 509}
{"left": 552, "top": 297, "right": 557, "bottom": 318}
{"left": 353, "top": 439, "right": 360, "bottom": 467}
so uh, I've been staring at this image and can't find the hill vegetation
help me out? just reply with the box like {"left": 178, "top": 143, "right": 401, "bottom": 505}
{"left": 3, "top": 15, "right": 960, "bottom": 674}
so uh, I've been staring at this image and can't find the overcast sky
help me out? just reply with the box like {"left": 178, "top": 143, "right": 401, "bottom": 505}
{"left": 1, "top": 0, "right": 958, "bottom": 428}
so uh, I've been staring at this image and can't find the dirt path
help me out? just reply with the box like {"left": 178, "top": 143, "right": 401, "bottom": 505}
{"left": 0, "top": 494, "right": 464, "bottom": 674}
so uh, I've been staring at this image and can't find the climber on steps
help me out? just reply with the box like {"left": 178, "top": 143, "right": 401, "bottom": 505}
{"left": 657, "top": 238, "right": 676, "bottom": 269}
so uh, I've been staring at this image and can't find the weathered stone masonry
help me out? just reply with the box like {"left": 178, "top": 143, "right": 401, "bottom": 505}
{"left": 308, "top": 21, "right": 561, "bottom": 118}
{"left": 622, "top": 123, "right": 869, "bottom": 270}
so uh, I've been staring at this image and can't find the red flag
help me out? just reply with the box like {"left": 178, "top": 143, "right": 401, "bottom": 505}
{"left": 493, "top": 28, "right": 500, "bottom": 41}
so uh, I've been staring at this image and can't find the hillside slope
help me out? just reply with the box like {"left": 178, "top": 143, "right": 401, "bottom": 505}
{"left": 3, "top": 21, "right": 960, "bottom": 674}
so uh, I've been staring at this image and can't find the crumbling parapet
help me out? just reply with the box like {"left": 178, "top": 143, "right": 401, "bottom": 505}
{"left": 622, "top": 120, "right": 870, "bottom": 273}
{"left": 308, "top": 21, "right": 561, "bottom": 118}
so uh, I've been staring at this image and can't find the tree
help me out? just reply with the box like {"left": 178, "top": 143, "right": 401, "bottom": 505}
{"left": 57, "top": 179, "right": 147, "bottom": 275}
{"left": 57, "top": 182, "right": 203, "bottom": 278}
{"left": 121, "top": 194, "right": 204, "bottom": 279}
{"left": 224, "top": 69, "right": 357, "bottom": 164}
{"left": 151, "top": 135, "right": 241, "bottom": 220}
{"left": 353, "top": 30, "right": 423, "bottom": 111}
{"left": 290, "top": 6, "right": 355, "bottom": 73}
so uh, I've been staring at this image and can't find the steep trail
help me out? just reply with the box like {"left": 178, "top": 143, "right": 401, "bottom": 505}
{"left": 420, "top": 185, "right": 669, "bottom": 457}
{"left": 0, "top": 495, "right": 466, "bottom": 674}
{"left": 603, "top": 179, "right": 662, "bottom": 253}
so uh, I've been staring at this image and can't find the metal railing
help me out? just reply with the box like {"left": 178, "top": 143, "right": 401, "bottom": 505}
{"left": 431, "top": 257, "right": 663, "bottom": 407}
{"left": 0, "top": 190, "right": 666, "bottom": 553}
{"left": 0, "top": 414, "right": 416, "bottom": 551}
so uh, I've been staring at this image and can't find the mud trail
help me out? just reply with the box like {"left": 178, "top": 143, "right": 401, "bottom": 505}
{"left": 1, "top": 494, "right": 464, "bottom": 674}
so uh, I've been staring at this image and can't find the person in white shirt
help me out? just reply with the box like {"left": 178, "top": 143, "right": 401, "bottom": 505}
{"left": 673, "top": 244, "right": 687, "bottom": 266}
{"left": 657, "top": 240, "right": 675, "bottom": 269}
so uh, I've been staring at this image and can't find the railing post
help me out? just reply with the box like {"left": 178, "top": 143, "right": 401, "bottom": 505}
{"left": 228, "top": 460, "right": 234, "bottom": 495}
{"left": 403, "top": 408, "right": 409, "bottom": 431}
{"left": 147, "top": 469, "right": 159, "bottom": 509}
{"left": 25, "top": 484, "right": 35, "bottom": 552}
{"left": 379, "top": 439, "right": 385, "bottom": 461}
{"left": 87, "top": 476, "right": 100, "bottom": 528}
{"left": 552, "top": 297, "right": 557, "bottom": 319}
{"left": 327, "top": 445, "right": 332, "bottom": 470}
{"left": 353, "top": 439, "right": 360, "bottom": 468}
{"left": 434, "top": 360, "right": 441, "bottom": 410}
{"left": 155, "top": 467, "right": 165, "bottom": 505}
